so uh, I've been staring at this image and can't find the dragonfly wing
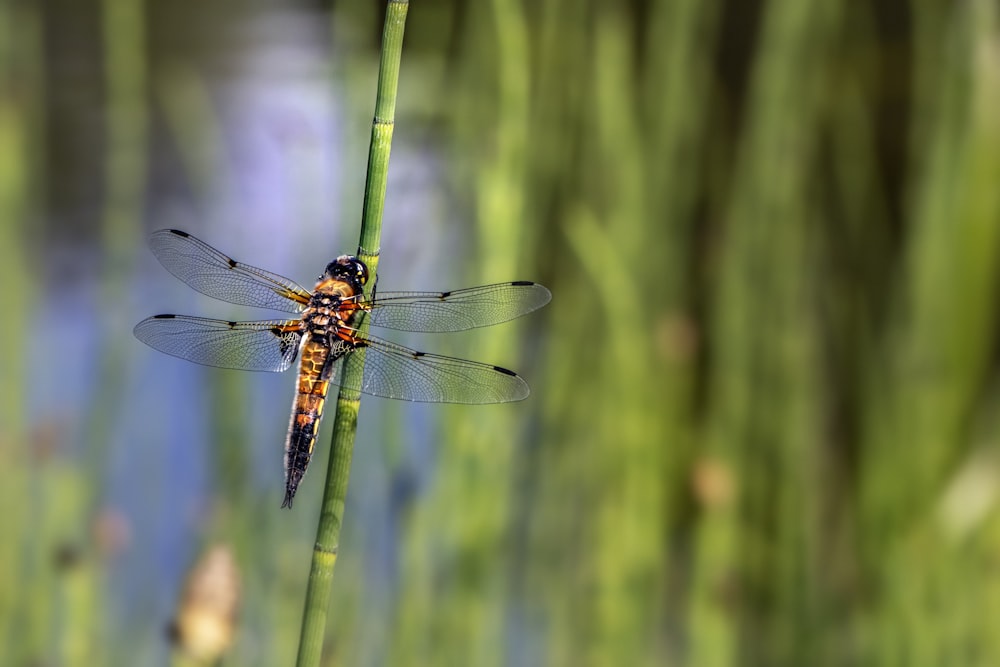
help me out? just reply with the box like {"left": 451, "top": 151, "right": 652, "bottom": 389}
{"left": 134, "top": 315, "right": 302, "bottom": 372}
{"left": 331, "top": 333, "right": 529, "bottom": 403}
{"left": 366, "top": 282, "right": 551, "bottom": 332}
{"left": 149, "top": 229, "right": 311, "bottom": 313}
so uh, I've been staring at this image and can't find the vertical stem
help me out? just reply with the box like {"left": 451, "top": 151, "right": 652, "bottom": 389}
{"left": 294, "top": 2, "right": 408, "bottom": 665}
{"left": 0, "top": 4, "right": 38, "bottom": 664}
{"left": 78, "top": 0, "right": 146, "bottom": 663}
{"left": 93, "top": 0, "right": 147, "bottom": 447}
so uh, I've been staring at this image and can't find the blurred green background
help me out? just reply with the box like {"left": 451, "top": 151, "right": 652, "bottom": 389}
{"left": 3, "top": 0, "right": 1000, "bottom": 665}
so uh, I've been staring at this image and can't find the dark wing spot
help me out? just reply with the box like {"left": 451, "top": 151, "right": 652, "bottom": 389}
{"left": 493, "top": 365, "right": 517, "bottom": 377}
{"left": 438, "top": 291, "right": 451, "bottom": 299}
{"left": 152, "top": 314, "right": 177, "bottom": 320}
{"left": 413, "top": 351, "right": 425, "bottom": 358}
{"left": 228, "top": 258, "right": 237, "bottom": 268}
{"left": 168, "top": 229, "right": 190, "bottom": 238}
{"left": 511, "top": 280, "right": 534, "bottom": 287}
{"left": 277, "top": 334, "right": 295, "bottom": 358}
{"left": 227, "top": 321, "right": 238, "bottom": 328}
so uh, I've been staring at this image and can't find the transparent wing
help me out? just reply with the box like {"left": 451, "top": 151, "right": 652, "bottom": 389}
{"left": 134, "top": 315, "right": 302, "bottom": 372}
{"left": 331, "top": 333, "right": 530, "bottom": 403}
{"left": 149, "top": 229, "right": 311, "bottom": 313}
{"left": 366, "top": 282, "right": 551, "bottom": 332}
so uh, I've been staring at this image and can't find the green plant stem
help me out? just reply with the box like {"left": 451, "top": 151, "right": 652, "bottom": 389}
{"left": 294, "top": 2, "right": 408, "bottom": 665}
{"left": 0, "top": 6, "right": 37, "bottom": 664}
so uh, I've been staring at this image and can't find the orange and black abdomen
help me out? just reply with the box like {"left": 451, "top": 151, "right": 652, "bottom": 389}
{"left": 281, "top": 268, "right": 366, "bottom": 508}
{"left": 282, "top": 337, "right": 333, "bottom": 508}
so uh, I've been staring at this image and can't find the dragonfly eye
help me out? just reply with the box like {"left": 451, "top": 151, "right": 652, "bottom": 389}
{"left": 351, "top": 258, "right": 369, "bottom": 285}
{"left": 325, "top": 255, "right": 369, "bottom": 287}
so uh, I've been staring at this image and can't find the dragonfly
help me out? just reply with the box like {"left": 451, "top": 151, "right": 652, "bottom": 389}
{"left": 134, "top": 229, "right": 550, "bottom": 508}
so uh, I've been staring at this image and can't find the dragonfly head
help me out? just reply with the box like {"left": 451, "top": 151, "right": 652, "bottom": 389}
{"left": 324, "top": 255, "right": 369, "bottom": 290}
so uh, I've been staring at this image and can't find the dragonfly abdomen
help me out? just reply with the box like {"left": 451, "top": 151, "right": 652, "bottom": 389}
{"left": 282, "top": 338, "right": 333, "bottom": 508}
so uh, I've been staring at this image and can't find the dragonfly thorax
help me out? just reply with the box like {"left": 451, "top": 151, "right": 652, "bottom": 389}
{"left": 302, "top": 288, "right": 363, "bottom": 340}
